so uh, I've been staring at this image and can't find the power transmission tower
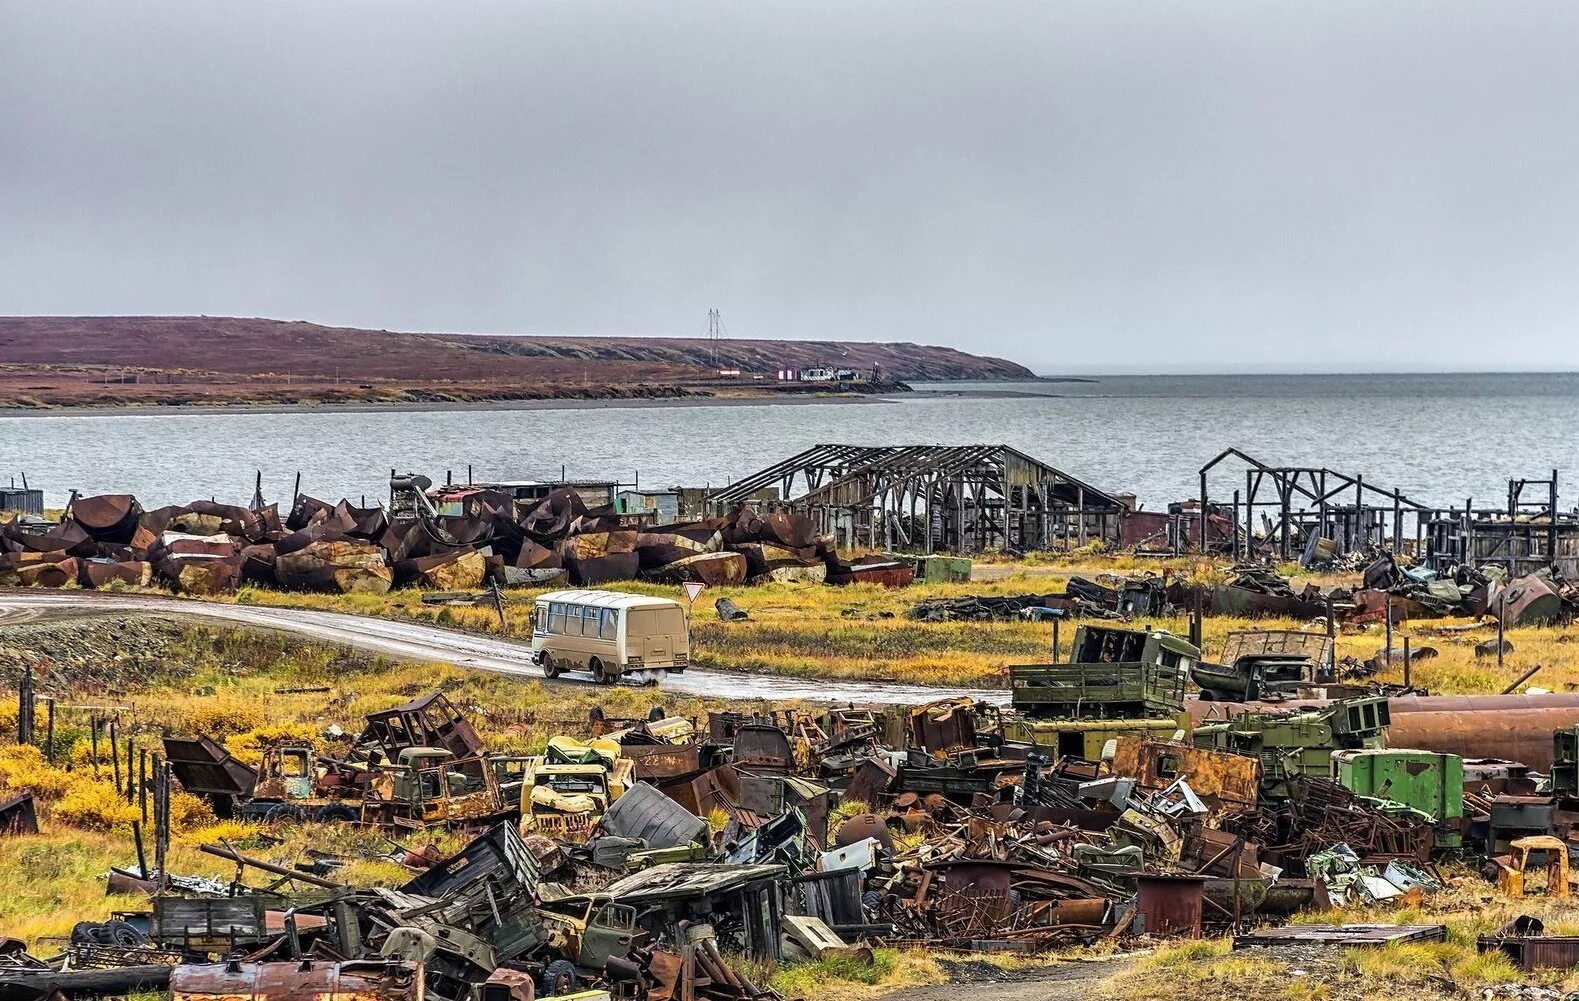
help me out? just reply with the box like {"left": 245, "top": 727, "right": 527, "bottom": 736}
{"left": 707, "top": 307, "right": 722, "bottom": 368}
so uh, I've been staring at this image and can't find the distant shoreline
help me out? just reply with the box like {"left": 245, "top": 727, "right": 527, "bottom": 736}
{"left": 0, "top": 391, "right": 909, "bottom": 419}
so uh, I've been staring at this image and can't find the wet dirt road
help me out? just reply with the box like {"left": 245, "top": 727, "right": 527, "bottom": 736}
{"left": 0, "top": 590, "right": 1010, "bottom": 706}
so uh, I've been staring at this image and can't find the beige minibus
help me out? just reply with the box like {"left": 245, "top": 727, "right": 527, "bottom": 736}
{"left": 531, "top": 589, "right": 690, "bottom": 684}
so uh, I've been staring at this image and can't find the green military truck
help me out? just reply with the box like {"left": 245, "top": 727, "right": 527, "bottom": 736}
{"left": 1007, "top": 624, "right": 1197, "bottom": 760}
{"left": 1192, "top": 697, "right": 1390, "bottom": 798}
{"left": 1010, "top": 624, "right": 1197, "bottom": 720}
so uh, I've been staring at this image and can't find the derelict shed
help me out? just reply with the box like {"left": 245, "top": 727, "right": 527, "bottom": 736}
{"left": 707, "top": 444, "right": 1125, "bottom": 554}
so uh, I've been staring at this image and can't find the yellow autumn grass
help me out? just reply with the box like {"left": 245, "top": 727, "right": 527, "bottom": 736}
{"left": 157, "top": 558, "right": 1579, "bottom": 693}
{"left": 1114, "top": 867, "right": 1579, "bottom": 1000}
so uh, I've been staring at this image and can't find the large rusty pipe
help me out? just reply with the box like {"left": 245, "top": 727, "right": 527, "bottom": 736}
{"left": 1187, "top": 694, "right": 1579, "bottom": 770}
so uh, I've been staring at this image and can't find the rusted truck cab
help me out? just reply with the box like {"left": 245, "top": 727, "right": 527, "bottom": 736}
{"left": 365, "top": 748, "right": 510, "bottom": 830}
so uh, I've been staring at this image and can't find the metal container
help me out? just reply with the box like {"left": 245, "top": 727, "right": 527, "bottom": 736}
{"left": 1134, "top": 874, "right": 1206, "bottom": 938}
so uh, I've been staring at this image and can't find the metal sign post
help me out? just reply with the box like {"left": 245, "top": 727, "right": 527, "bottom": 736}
{"left": 682, "top": 581, "right": 706, "bottom": 652}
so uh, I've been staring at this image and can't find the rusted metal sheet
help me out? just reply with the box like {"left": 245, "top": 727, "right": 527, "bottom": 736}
{"left": 908, "top": 698, "right": 979, "bottom": 756}
{"left": 648, "top": 551, "right": 747, "bottom": 586}
{"left": 69, "top": 493, "right": 145, "bottom": 543}
{"left": 619, "top": 743, "right": 704, "bottom": 781}
{"left": 1134, "top": 874, "right": 1205, "bottom": 938}
{"left": 1110, "top": 739, "right": 1259, "bottom": 813}
{"left": 733, "top": 723, "right": 793, "bottom": 769}
{"left": 170, "top": 959, "right": 422, "bottom": 1001}
{"left": 162, "top": 736, "right": 259, "bottom": 799}
{"left": 0, "top": 791, "right": 39, "bottom": 836}
{"left": 1478, "top": 916, "right": 1579, "bottom": 971}
{"left": 925, "top": 860, "right": 1014, "bottom": 931}
{"left": 827, "top": 558, "right": 914, "bottom": 587}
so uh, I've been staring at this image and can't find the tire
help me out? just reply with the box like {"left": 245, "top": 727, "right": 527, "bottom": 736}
{"left": 540, "top": 960, "right": 579, "bottom": 996}
{"left": 543, "top": 658, "right": 562, "bottom": 679}
{"left": 590, "top": 657, "right": 615, "bottom": 685}
{"left": 70, "top": 921, "right": 102, "bottom": 946}
{"left": 262, "top": 803, "right": 297, "bottom": 825}
{"left": 102, "top": 920, "right": 148, "bottom": 948}
{"left": 314, "top": 804, "right": 359, "bottom": 823}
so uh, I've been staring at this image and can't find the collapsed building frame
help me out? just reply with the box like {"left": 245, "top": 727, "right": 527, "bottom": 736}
{"left": 707, "top": 444, "right": 1124, "bottom": 554}
{"left": 1198, "top": 449, "right": 1432, "bottom": 561}
{"left": 1422, "top": 471, "right": 1579, "bottom": 578}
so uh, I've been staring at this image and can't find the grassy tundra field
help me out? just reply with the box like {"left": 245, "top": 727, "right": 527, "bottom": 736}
{"left": 5, "top": 552, "right": 1579, "bottom": 999}
{"left": 208, "top": 556, "right": 1575, "bottom": 696}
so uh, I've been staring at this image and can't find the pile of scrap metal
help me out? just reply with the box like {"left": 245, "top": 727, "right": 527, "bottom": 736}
{"left": 1171, "top": 565, "right": 1332, "bottom": 621}
{"left": 0, "top": 478, "right": 858, "bottom": 596}
{"left": 163, "top": 693, "right": 524, "bottom": 829}
{"left": 1338, "top": 553, "right": 1579, "bottom": 626}
{"left": 907, "top": 574, "right": 1171, "bottom": 623}
{"left": 4, "top": 821, "right": 786, "bottom": 1001}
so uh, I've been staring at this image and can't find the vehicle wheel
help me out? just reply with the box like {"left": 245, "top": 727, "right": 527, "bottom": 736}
{"left": 589, "top": 657, "right": 615, "bottom": 685}
{"left": 540, "top": 959, "right": 579, "bottom": 996}
{"left": 102, "top": 920, "right": 148, "bottom": 948}
{"left": 70, "top": 921, "right": 103, "bottom": 946}
{"left": 262, "top": 803, "right": 297, "bottom": 825}
{"left": 314, "top": 803, "right": 359, "bottom": 823}
{"left": 543, "top": 658, "right": 562, "bottom": 679}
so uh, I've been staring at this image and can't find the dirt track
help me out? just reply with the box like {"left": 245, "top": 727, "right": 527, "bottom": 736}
{"left": 876, "top": 957, "right": 1137, "bottom": 1001}
{"left": 0, "top": 589, "right": 1009, "bottom": 706}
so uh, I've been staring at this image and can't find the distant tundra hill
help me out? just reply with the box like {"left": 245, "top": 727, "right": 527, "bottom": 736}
{"left": 0, "top": 316, "right": 1033, "bottom": 409}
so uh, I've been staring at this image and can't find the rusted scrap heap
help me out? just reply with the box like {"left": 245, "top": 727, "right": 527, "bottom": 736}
{"left": 909, "top": 574, "right": 1171, "bottom": 622}
{"left": 0, "top": 482, "right": 878, "bottom": 596}
{"left": 21, "top": 694, "right": 1504, "bottom": 1001}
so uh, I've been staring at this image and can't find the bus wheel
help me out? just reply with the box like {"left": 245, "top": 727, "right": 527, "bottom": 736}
{"left": 590, "top": 657, "right": 615, "bottom": 685}
{"left": 542, "top": 658, "right": 562, "bottom": 679}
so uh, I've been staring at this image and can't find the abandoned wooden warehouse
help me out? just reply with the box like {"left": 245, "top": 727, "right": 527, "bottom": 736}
{"left": 706, "top": 444, "right": 1126, "bottom": 554}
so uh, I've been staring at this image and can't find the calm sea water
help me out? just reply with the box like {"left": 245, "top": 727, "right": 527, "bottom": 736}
{"left": 4, "top": 372, "right": 1578, "bottom": 512}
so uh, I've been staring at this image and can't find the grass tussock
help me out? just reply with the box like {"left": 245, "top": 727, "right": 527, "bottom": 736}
{"left": 767, "top": 948, "right": 944, "bottom": 999}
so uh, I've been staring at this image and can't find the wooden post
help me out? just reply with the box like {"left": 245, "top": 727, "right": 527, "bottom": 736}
{"left": 139, "top": 750, "right": 148, "bottom": 823}
{"left": 1232, "top": 489, "right": 1242, "bottom": 560}
{"left": 1498, "top": 590, "right": 1508, "bottom": 669}
{"left": 17, "top": 664, "right": 33, "bottom": 745}
{"left": 1191, "top": 591, "right": 1204, "bottom": 650}
{"left": 490, "top": 580, "right": 508, "bottom": 632}
{"left": 1551, "top": 470, "right": 1559, "bottom": 572}
{"left": 109, "top": 719, "right": 121, "bottom": 793}
{"left": 45, "top": 698, "right": 55, "bottom": 763}
{"left": 125, "top": 737, "right": 135, "bottom": 803}
{"left": 1325, "top": 597, "right": 1336, "bottom": 678}
{"left": 90, "top": 716, "right": 100, "bottom": 777}
{"left": 1199, "top": 470, "right": 1209, "bottom": 556}
{"left": 1052, "top": 618, "right": 1061, "bottom": 664}
{"left": 132, "top": 821, "right": 148, "bottom": 878}
{"left": 1384, "top": 594, "right": 1393, "bottom": 664}
{"left": 1403, "top": 637, "right": 1412, "bottom": 690}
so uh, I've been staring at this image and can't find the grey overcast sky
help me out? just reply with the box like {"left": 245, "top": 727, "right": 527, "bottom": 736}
{"left": 3, "top": 2, "right": 1578, "bottom": 374}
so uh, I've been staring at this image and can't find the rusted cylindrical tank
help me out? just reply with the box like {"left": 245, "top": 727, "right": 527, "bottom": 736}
{"left": 1187, "top": 695, "right": 1579, "bottom": 770}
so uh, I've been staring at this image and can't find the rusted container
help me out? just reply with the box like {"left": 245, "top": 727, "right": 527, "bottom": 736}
{"left": 1135, "top": 874, "right": 1206, "bottom": 937}
{"left": 170, "top": 959, "right": 422, "bottom": 1001}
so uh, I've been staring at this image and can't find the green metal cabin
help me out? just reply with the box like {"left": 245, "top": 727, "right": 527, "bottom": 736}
{"left": 1010, "top": 625, "right": 1197, "bottom": 721}
{"left": 1192, "top": 697, "right": 1390, "bottom": 798}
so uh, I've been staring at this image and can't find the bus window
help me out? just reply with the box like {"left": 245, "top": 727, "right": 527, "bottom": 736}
{"left": 549, "top": 602, "right": 567, "bottom": 633}
{"left": 601, "top": 608, "right": 618, "bottom": 639}
{"left": 572, "top": 605, "right": 590, "bottom": 636}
